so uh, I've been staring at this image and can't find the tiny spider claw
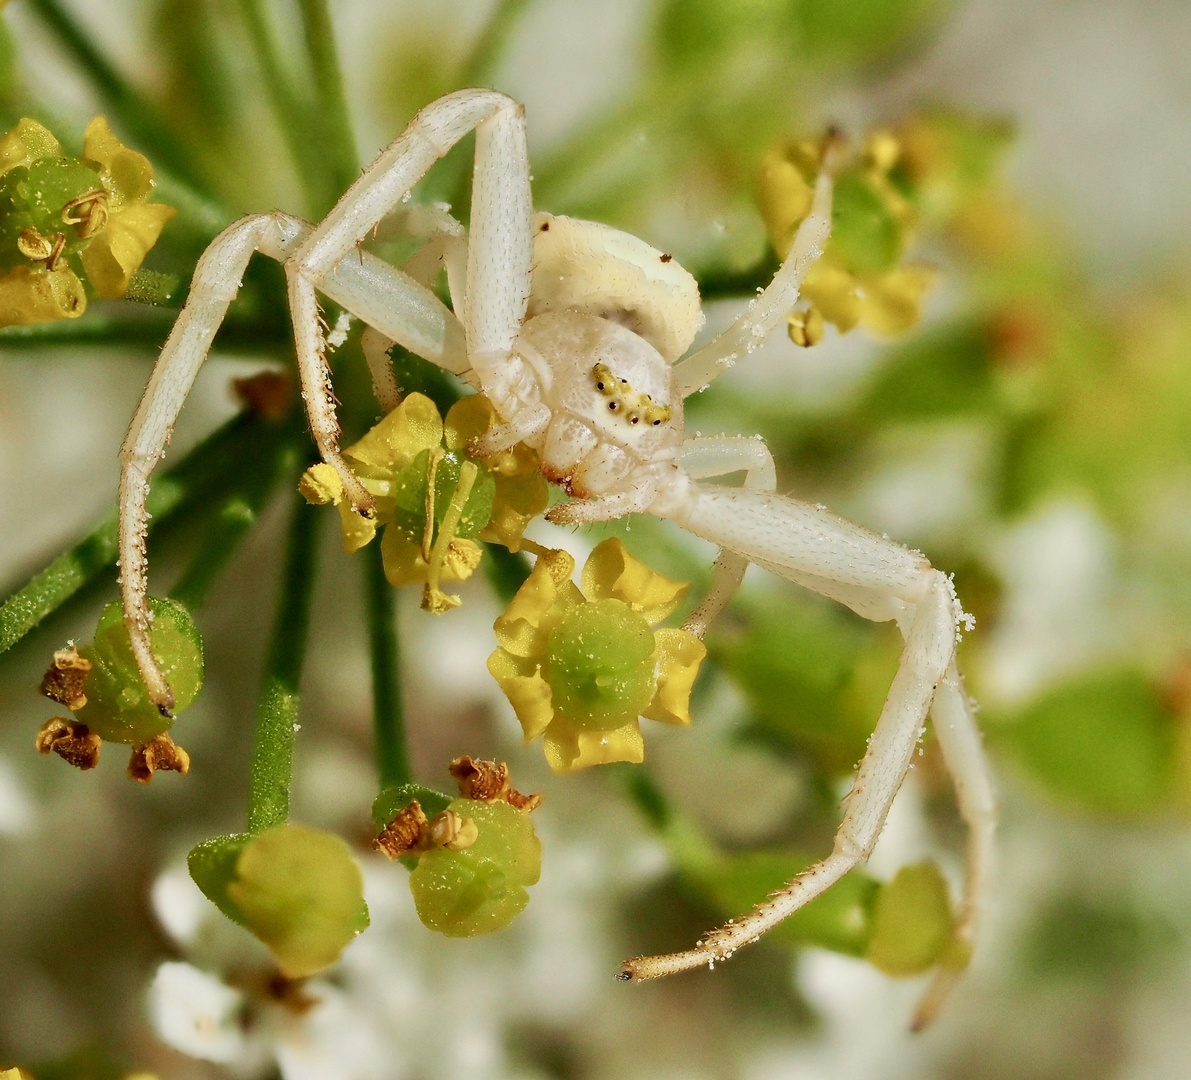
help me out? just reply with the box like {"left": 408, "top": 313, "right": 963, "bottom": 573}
{"left": 156, "top": 702, "right": 175, "bottom": 721}
{"left": 615, "top": 967, "right": 634, "bottom": 982}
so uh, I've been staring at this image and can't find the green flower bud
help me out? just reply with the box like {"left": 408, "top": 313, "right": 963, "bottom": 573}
{"left": 864, "top": 861, "right": 955, "bottom": 977}
{"left": 544, "top": 598, "right": 657, "bottom": 731}
{"left": 74, "top": 597, "right": 203, "bottom": 744}
{"left": 189, "top": 825, "right": 369, "bottom": 978}
{"left": 409, "top": 798, "right": 541, "bottom": 937}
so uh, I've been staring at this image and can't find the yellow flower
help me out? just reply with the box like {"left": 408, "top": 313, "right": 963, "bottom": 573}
{"left": 759, "top": 134, "right": 935, "bottom": 339}
{"left": 0, "top": 116, "right": 174, "bottom": 328}
{"left": 488, "top": 539, "right": 707, "bottom": 774}
{"left": 78, "top": 116, "right": 177, "bottom": 299}
{"left": 299, "top": 393, "right": 548, "bottom": 611}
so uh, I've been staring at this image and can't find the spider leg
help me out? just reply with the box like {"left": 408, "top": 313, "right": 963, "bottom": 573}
{"left": 674, "top": 436, "right": 776, "bottom": 638}
{"left": 119, "top": 211, "right": 464, "bottom": 710}
{"left": 912, "top": 659, "right": 996, "bottom": 1029}
{"left": 545, "top": 473, "right": 661, "bottom": 525}
{"left": 672, "top": 141, "right": 840, "bottom": 398}
{"left": 627, "top": 484, "right": 992, "bottom": 1024}
{"left": 291, "top": 90, "right": 533, "bottom": 413}
{"left": 360, "top": 326, "right": 402, "bottom": 413}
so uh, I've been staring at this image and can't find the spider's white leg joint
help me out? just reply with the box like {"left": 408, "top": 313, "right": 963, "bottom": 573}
{"left": 119, "top": 213, "right": 309, "bottom": 711}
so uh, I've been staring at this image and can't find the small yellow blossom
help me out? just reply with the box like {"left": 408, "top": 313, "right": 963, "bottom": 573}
{"left": 299, "top": 393, "right": 548, "bottom": 611}
{"left": 759, "top": 134, "right": 935, "bottom": 338}
{"left": 488, "top": 539, "right": 707, "bottom": 774}
{"left": 0, "top": 116, "right": 174, "bottom": 327}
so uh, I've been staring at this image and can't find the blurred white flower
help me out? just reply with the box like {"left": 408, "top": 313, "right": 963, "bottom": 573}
{"left": 149, "top": 961, "right": 247, "bottom": 1065}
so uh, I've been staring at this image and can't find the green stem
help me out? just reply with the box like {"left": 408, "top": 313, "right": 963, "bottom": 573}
{"left": 296, "top": 0, "right": 358, "bottom": 197}
{"left": 25, "top": 0, "right": 212, "bottom": 198}
{"left": 0, "top": 412, "right": 290, "bottom": 655}
{"left": 364, "top": 541, "right": 411, "bottom": 789}
{"left": 246, "top": 496, "right": 321, "bottom": 833}
{"left": 169, "top": 435, "right": 302, "bottom": 611}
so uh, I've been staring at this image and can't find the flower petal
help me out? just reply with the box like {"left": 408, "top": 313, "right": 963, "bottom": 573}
{"left": 380, "top": 524, "right": 481, "bottom": 587}
{"left": 541, "top": 714, "right": 644, "bottom": 774}
{"left": 344, "top": 392, "right": 443, "bottom": 473}
{"left": 581, "top": 537, "right": 688, "bottom": 623}
{"left": 497, "top": 548, "right": 577, "bottom": 629}
{"left": 860, "top": 264, "right": 936, "bottom": 336}
{"left": 488, "top": 648, "right": 554, "bottom": 741}
{"left": 481, "top": 467, "right": 550, "bottom": 551}
{"left": 443, "top": 393, "right": 495, "bottom": 449}
{"left": 335, "top": 499, "right": 379, "bottom": 554}
{"left": 81, "top": 201, "right": 176, "bottom": 298}
{"left": 82, "top": 115, "right": 155, "bottom": 205}
{"left": 802, "top": 259, "right": 862, "bottom": 333}
{"left": 642, "top": 628, "right": 707, "bottom": 726}
{"left": 0, "top": 265, "right": 86, "bottom": 327}
{"left": 0, "top": 117, "right": 61, "bottom": 175}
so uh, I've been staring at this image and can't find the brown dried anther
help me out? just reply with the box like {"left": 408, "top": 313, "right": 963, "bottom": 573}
{"left": 35, "top": 717, "right": 101, "bottom": 770}
{"left": 127, "top": 733, "right": 190, "bottom": 783}
{"left": 373, "top": 799, "right": 431, "bottom": 859}
{"left": 449, "top": 755, "right": 542, "bottom": 812}
{"left": 39, "top": 644, "right": 92, "bottom": 711}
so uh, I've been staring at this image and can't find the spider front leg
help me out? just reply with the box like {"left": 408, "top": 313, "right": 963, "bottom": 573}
{"left": 120, "top": 210, "right": 465, "bottom": 709}
{"left": 628, "top": 484, "right": 994, "bottom": 1023}
{"left": 291, "top": 89, "right": 534, "bottom": 418}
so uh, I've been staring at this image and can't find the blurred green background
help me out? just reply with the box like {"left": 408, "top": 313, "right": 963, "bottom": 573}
{"left": 2, "top": 0, "right": 1191, "bottom": 1077}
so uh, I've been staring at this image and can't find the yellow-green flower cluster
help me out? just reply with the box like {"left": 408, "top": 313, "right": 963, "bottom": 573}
{"left": 488, "top": 540, "right": 706, "bottom": 774}
{"left": 299, "top": 393, "right": 549, "bottom": 611}
{"left": 0, "top": 116, "right": 175, "bottom": 327}
{"left": 759, "top": 131, "right": 934, "bottom": 339}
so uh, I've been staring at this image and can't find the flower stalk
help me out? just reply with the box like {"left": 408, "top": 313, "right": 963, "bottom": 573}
{"left": 246, "top": 496, "right": 321, "bottom": 834}
{"left": 364, "top": 541, "right": 411, "bottom": 790}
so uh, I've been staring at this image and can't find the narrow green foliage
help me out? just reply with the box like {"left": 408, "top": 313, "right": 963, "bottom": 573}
{"left": 25, "top": 0, "right": 210, "bottom": 194}
{"left": 0, "top": 411, "right": 296, "bottom": 656}
{"left": 246, "top": 497, "right": 320, "bottom": 834}
{"left": 364, "top": 541, "right": 411, "bottom": 790}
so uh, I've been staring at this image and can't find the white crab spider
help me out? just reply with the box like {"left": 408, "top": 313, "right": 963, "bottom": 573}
{"left": 117, "top": 90, "right": 995, "bottom": 1025}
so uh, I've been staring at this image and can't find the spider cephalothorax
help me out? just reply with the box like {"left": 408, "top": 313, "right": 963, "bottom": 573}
{"left": 116, "top": 90, "right": 994, "bottom": 1028}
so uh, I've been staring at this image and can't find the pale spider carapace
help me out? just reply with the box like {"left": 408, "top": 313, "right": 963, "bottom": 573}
{"left": 117, "top": 90, "right": 995, "bottom": 1026}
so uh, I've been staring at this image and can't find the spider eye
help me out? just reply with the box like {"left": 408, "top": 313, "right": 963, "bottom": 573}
{"left": 652, "top": 419, "right": 661, "bottom": 425}
{"left": 630, "top": 416, "right": 639, "bottom": 424}
{"left": 608, "top": 402, "right": 618, "bottom": 410}
{"left": 596, "top": 382, "right": 605, "bottom": 390}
